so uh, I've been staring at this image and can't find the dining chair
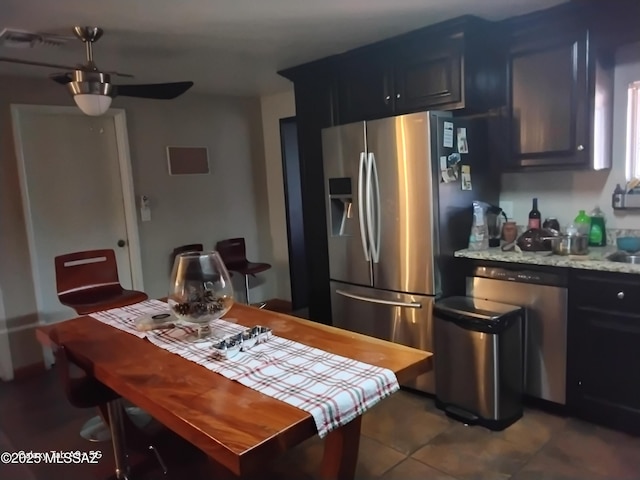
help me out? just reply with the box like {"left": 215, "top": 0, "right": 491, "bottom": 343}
{"left": 54, "top": 248, "right": 149, "bottom": 442}
{"left": 49, "top": 328, "right": 119, "bottom": 419}
{"left": 170, "top": 243, "right": 204, "bottom": 273}
{"left": 54, "top": 249, "right": 148, "bottom": 315}
{"left": 215, "top": 238, "right": 271, "bottom": 306}
{"left": 49, "top": 328, "right": 169, "bottom": 477}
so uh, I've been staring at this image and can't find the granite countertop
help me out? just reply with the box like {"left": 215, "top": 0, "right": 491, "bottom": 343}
{"left": 454, "top": 246, "right": 640, "bottom": 274}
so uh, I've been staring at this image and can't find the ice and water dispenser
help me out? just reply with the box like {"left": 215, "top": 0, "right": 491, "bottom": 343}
{"left": 328, "top": 178, "right": 353, "bottom": 236}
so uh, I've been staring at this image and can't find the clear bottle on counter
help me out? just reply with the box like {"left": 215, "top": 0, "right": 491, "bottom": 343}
{"left": 574, "top": 210, "right": 591, "bottom": 236}
{"left": 468, "top": 201, "right": 488, "bottom": 250}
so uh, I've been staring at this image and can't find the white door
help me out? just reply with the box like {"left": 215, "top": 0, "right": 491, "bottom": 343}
{"left": 12, "top": 107, "right": 142, "bottom": 325}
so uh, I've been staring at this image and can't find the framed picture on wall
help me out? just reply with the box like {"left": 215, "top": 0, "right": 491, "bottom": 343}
{"left": 166, "top": 146, "right": 210, "bottom": 175}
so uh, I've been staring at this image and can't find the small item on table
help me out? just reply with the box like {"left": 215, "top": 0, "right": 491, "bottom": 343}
{"left": 135, "top": 312, "right": 178, "bottom": 331}
{"left": 210, "top": 325, "right": 273, "bottom": 360}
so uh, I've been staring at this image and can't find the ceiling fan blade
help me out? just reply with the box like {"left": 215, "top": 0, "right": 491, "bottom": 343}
{"left": 0, "top": 56, "right": 77, "bottom": 71}
{"left": 105, "top": 70, "right": 134, "bottom": 78}
{"left": 50, "top": 73, "right": 73, "bottom": 84}
{"left": 113, "top": 81, "right": 194, "bottom": 99}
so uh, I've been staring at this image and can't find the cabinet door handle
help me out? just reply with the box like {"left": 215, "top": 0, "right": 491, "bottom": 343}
{"left": 617, "top": 291, "right": 625, "bottom": 299}
{"left": 384, "top": 95, "right": 391, "bottom": 103}
{"left": 396, "top": 93, "right": 401, "bottom": 99}
{"left": 577, "top": 145, "right": 585, "bottom": 151}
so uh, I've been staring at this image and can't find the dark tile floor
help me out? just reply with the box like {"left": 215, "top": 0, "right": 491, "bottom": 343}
{"left": 1, "top": 369, "right": 639, "bottom": 480}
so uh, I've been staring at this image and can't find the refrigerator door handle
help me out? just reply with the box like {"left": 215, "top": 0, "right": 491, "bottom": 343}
{"left": 365, "top": 152, "right": 376, "bottom": 263}
{"left": 357, "top": 151, "right": 370, "bottom": 261}
{"left": 369, "top": 152, "right": 381, "bottom": 263}
{"left": 336, "top": 289, "right": 422, "bottom": 308}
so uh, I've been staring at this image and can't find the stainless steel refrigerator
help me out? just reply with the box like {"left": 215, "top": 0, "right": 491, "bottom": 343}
{"left": 322, "top": 111, "right": 499, "bottom": 394}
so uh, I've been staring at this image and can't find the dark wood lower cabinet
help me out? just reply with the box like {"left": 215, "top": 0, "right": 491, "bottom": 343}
{"left": 567, "top": 270, "right": 640, "bottom": 435}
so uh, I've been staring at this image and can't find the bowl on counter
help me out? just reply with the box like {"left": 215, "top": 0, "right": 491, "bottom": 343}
{"left": 616, "top": 236, "right": 640, "bottom": 253}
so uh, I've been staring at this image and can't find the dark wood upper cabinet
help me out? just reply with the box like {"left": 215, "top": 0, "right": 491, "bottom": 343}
{"left": 336, "top": 16, "right": 505, "bottom": 125}
{"left": 507, "top": 31, "right": 588, "bottom": 168}
{"left": 503, "top": 7, "right": 614, "bottom": 171}
{"left": 394, "top": 34, "right": 463, "bottom": 112}
{"left": 337, "top": 49, "right": 394, "bottom": 124}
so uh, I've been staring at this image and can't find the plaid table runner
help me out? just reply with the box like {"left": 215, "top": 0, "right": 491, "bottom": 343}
{"left": 89, "top": 299, "right": 171, "bottom": 338}
{"left": 89, "top": 302, "right": 399, "bottom": 438}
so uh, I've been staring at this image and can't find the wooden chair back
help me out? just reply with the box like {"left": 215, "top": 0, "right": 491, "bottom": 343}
{"left": 55, "top": 249, "right": 122, "bottom": 297}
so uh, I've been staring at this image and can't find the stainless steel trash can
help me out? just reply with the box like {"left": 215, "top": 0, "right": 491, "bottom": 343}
{"left": 434, "top": 296, "right": 523, "bottom": 431}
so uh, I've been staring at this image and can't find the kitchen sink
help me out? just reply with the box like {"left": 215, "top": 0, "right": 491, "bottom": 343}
{"left": 606, "top": 251, "right": 640, "bottom": 264}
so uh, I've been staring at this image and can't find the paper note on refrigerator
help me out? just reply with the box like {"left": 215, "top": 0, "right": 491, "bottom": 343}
{"left": 440, "top": 155, "right": 458, "bottom": 183}
{"left": 443, "top": 121, "right": 454, "bottom": 148}
{"left": 461, "top": 165, "right": 472, "bottom": 190}
{"left": 457, "top": 127, "right": 469, "bottom": 154}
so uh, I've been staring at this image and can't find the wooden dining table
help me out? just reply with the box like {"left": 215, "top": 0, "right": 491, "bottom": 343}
{"left": 36, "top": 303, "right": 432, "bottom": 480}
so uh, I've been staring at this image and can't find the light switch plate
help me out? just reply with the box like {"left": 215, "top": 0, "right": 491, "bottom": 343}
{"left": 500, "top": 201, "right": 514, "bottom": 220}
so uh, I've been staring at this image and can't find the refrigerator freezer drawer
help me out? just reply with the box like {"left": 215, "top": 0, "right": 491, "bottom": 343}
{"left": 330, "top": 281, "right": 435, "bottom": 394}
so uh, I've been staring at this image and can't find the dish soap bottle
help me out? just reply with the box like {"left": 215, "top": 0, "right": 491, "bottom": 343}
{"left": 588, "top": 207, "right": 607, "bottom": 246}
{"left": 574, "top": 210, "right": 591, "bottom": 236}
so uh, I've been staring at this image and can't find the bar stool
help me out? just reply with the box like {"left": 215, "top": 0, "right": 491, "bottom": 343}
{"left": 215, "top": 238, "right": 271, "bottom": 307}
{"left": 170, "top": 244, "right": 204, "bottom": 273}
{"left": 54, "top": 249, "right": 150, "bottom": 442}
{"left": 50, "top": 329, "right": 168, "bottom": 479}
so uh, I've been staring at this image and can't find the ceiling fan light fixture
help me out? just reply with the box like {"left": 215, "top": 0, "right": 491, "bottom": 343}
{"left": 66, "top": 71, "right": 114, "bottom": 116}
{"left": 73, "top": 93, "right": 112, "bottom": 116}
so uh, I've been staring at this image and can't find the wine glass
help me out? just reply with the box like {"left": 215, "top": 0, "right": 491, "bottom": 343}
{"left": 168, "top": 251, "right": 234, "bottom": 342}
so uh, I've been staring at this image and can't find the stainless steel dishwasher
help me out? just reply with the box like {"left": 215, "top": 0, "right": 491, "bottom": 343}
{"left": 466, "top": 265, "right": 568, "bottom": 405}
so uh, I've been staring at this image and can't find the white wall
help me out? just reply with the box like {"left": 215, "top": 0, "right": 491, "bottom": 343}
{"left": 0, "top": 75, "right": 272, "bottom": 371}
{"left": 124, "top": 93, "right": 270, "bottom": 300}
{"left": 500, "top": 42, "right": 640, "bottom": 231}
{"left": 259, "top": 90, "right": 296, "bottom": 301}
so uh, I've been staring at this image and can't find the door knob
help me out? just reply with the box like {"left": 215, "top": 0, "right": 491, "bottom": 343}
{"left": 117, "top": 239, "right": 126, "bottom": 248}
{"left": 617, "top": 291, "right": 625, "bottom": 299}
{"left": 384, "top": 95, "right": 391, "bottom": 103}
{"left": 577, "top": 145, "right": 585, "bottom": 151}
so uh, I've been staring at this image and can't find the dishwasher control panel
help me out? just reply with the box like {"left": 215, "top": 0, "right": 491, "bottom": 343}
{"left": 472, "top": 266, "right": 566, "bottom": 287}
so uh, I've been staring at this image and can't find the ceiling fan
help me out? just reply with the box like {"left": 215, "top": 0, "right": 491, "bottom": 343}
{"left": 0, "top": 26, "right": 194, "bottom": 116}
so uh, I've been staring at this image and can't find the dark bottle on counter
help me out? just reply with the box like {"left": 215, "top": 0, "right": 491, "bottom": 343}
{"left": 528, "top": 198, "right": 541, "bottom": 229}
